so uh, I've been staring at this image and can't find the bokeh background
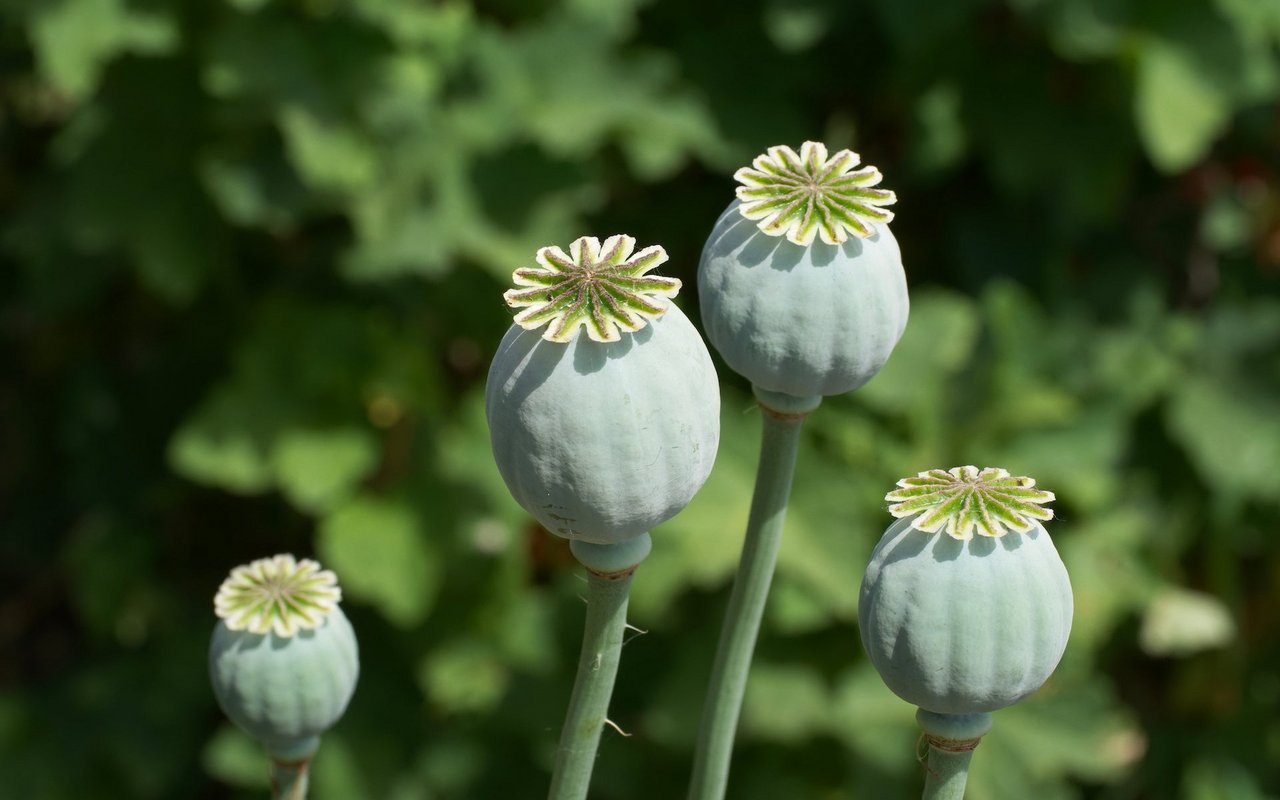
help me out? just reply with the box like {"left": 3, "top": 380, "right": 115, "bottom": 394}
{"left": 3, "top": 0, "right": 1279, "bottom": 797}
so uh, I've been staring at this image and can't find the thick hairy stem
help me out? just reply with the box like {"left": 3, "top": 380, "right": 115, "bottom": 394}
{"left": 548, "top": 535, "right": 650, "bottom": 800}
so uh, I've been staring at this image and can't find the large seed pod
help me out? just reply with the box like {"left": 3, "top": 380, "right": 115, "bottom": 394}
{"left": 698, "top": 142, "right": 909, "bottom": 399}
{"left": 858, "top": 467, "right": 1073, "bottom": 715}
{"left": 208, "top": 555, "right": 359, "bottom": 757}
{"left": 486, "top": 301, "right": 719, "bottom": 545}
{"left": 486, "top": 234, "right": 719, "bottom": 545}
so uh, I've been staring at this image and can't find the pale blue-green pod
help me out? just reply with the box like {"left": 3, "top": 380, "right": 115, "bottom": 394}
{"left": 699, "top": 199, "right": 908, "bottom": 398}
{"left": 699, "top": 141, "right": 907, "bottom": 401}
{"left": 486, "top": 301, "right": 720, "bottom": 545}
{"left": 208, "top": 555, "right": 359, "bottom": 759}
{"left": 859, "top": 468, "right": 1073, "bottom": 715}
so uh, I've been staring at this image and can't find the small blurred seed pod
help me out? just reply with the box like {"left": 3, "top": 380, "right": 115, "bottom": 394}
{"left": 208, "top": 554, "right": 359, "bottom": 759}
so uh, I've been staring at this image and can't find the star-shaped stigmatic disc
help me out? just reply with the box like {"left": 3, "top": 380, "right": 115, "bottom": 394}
{"left": 885, "top": 466, "right": 1055, "bottom": 540}
{"left": 735, "top": 141, "right": 897, "bottom": 246}
{"left": 503, "top": 235, "right": 681, "bottom": 343}
{"left": 214, "top": 554, "right": 342, "bottom": 638}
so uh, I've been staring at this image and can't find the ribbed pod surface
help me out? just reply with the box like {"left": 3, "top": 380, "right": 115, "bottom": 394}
{"left": 208, "top": 605, "right": 359, "bottom": 753}
{"left": 858, "top": 516, "right": 1073, "bottom": 714}
{"left": 698, "top": 200, "right": 909, "bottom": 397}
{"left": 485, "top": 303, "right": 720, "bottom": 544}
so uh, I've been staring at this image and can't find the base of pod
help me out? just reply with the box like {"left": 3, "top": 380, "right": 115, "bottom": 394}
{"left": 264, "top": 735, "right": 317, "bottom": 800}
{"left": 570, "top": 533, "right": 653, "bottom": 576}
{"left": 917, "top": 710, "right": 989, "bottom": 800}
{"left": 916, "top": 709, "right": 992, "bottom": 746}
{"left": 752, "top": 386, "right": 822, "bottom": 418}
{"left": 262, "top": 734, "right": 320, "bottom": 762}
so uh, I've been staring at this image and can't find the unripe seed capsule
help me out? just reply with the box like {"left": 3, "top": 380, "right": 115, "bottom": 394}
{"left": 859, "top": 467, "right": 1072, "bottom": 715}
{"left": 208, "top": 555, "right": 359, "bottom": 758}
{"left": 698, "top": 142, "right": 908, "bottom": 399}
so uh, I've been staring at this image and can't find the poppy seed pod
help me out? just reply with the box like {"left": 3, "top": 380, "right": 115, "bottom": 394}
{"left": 208, "top": 555, "right": 359, "bottom": 758}
{"left": 698, "top": 142, "right": 908, "bottom": 400}
{"left": 859, "top": 467, "right": 1073, "bottom": 715}
{"left": 486, "top": 235, "right": 720, "bottom": 545}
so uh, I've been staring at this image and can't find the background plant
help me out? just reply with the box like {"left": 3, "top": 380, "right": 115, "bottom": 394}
{"left": 2, "top": 0, "right": 1278, "bottom": 798}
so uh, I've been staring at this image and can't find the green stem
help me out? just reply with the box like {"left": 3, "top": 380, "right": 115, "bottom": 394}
{"left": 269, "top": 755, "right": 310, "bottom": 800}
{"left": 687, "top": 389, "right": 818, "bottom": 800}
{"left": 548, "top": 535, "right": 650, "bottom": 800}
{"left": 916, "top": 710, "right": 991, "bottom": 800}
{"left": 921, "top": 744, "right": 975, "bottom": 800}
{"left": 265, "top": 737, "right": 317, "bottom": 800}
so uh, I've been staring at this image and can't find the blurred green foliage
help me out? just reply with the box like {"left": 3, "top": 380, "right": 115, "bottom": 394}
{"left": 2, "top": 0, "right": 1279, "bottom": 798}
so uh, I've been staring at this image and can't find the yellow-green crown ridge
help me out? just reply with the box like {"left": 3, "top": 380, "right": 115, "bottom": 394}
{"left": 214, "top": 554, "right": 342, "bottom": 638}
{"left": 503, "top": 234, "right": 681, "bottom": 344}
{"left": 734, "top": 141, "right": 897, "bottom": 246}
{"left": 885, "top": 466, "right": 1055, "bottom": 540}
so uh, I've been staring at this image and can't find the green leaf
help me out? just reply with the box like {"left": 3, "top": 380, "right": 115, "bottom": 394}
{"left": 1134, "top": 40, "right": 1231, "bottom": 172}
{"left": 967, "top": 682, "right": 1143, "bottom": 799}
{"left": 125, "top": 188, "right": 225, "bottom": 304}
{"left": 1058, "top": 508, "right": 1162, "bottom": 653}
{"left": 434, "top": 391, "right": 526, "bottom": 548}
{"left": 1038, "top": 0, "right": 1129, "bottom": 60}
{"left": 1166, "top": 374, "right": 1280, "bottom": 503}
{"left": 29, "top": 0, "right": 177, "bottom": 100}
{"left": 1182, "top": 756, "right": 1271, "bottom": 800}
{"left": 1087, "top": 302, "right": 1192, "bottom": 413}
{"left": 983, "top": 282, "right": 1081, "bottom": 430}
{"left": 279, "top": 106, "right": 380, "bottom": 194}
{"left": 417, "top": 640, "right": 510, "bottom": 714}
{"left": 636, "top": 389, "right": 871, "bottom": 627}
{"left": 617, "top": 91, "right": 727, "bottom": 180}
{"left": 469, "top": 17, "right": 722, "bottom": 178}
{"left": 767, "top": 578, "right": 835, "bottom": 634}
{"left": 762, "top": 0, "right": 831, "bottom": 52}
{"left": 342, "top": 162, "right": 472, "bottom": 280}
{"left": 169, "top": 301, "right": 430, "bottom": 506}
{"left": 975, "top": 411, "right": 1128, "bottom": 512}
{"left": 197, "top": 144, "right": 311, "bottom": 230}
{"left": 351, "top": 0, "right": 474, "bottom": 47}
{"left": 1200, "top": 190, "right": 1254, "bottom": 252}
{"left": 49, "top": 59, "right": 228, "bottom": 305}
{"left": 416, "top": 738, "right": 487, "bottom": 795}
{"left": 491, "top": 590, "right": 559, "bottom": 675}
{"left": 910, "top": 83, "right": 968, "bottom": 175}
{"left": 271, "top": 427, "right": 380, "bottom": 513}
{"left": 562, "top": 0, "right": 648, "bottom": 37}
{"left": 62, "top": 515, "right": 152, "bottom": 640}
{"left": 168, "top": 384, "right": 276, "bottom": 494}
{"left": 1140, "top": 587, "right": 1237, "bottom": 657}
{"left": 1214, "top": 0, "right": 1280, "bottom": 40}
{"left": 1196, "top": 300, "right": 1280, "bottom": 362}
{"left": 358, "top": 52, "right": 443, "bottom": 133}
{"left": 317, "top": 496, "right": 439, "bottom": 627}
{"left": 739, "top": 663, "right": 831, "bottom": 744}
{"left": 859, "top": 289, "right": 981, "bottom": 414}
{"left": 201, "top": 726, "right": 269, "bottom": 789}
{"left": 307, "top": 732, "right": 369, "bottom": 800}
{"left": 774, "top": 454, "right": 872, "bottom": 623}
{"left": 828, "top": 663, "right": 919, "bottom": 771}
